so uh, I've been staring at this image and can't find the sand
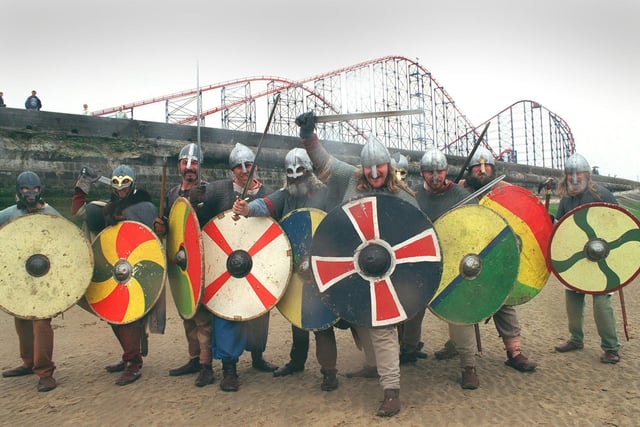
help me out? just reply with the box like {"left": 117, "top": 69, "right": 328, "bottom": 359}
{"left": 1, "top": 274, "right": 639, "bottom": 426}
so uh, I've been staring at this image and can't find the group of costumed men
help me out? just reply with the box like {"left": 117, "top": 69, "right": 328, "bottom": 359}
{"left": 0, "top": 111, "right": 623, "bottom": 419}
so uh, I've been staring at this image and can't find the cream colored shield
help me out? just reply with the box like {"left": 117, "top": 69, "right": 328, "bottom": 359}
{"left": 0, "top": 214, "right": 93, "bottom": 319}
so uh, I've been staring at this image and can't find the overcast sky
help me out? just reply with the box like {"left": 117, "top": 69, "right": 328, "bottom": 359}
{"left": 3, "top": 0, "right": 638, "bottom": 180}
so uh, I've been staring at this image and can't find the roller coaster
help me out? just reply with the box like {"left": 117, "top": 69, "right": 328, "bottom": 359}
{"left": 92, "top": 55, "right": 574, "bottom": 171}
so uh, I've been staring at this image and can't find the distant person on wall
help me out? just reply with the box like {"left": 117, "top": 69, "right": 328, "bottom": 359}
{"left": 82, "top": 104, "right": 89, "bottom": 115}
{"left": 0, "top": 91, "right": 6, "bottom": 107}
{"left": 25, "top": 90, "right": 42, "bottom": 111}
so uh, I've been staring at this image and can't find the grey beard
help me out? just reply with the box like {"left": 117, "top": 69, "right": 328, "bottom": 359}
{"left": 287, "top": 179, "right": 310, "bottom": 197}
{"left": 567, "top": 180, "right": 588, "bottom": 196}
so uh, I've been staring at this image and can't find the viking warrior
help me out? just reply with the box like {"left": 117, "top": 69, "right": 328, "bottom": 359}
{"left": 437, "top": 147, "right": 537, "bottom": 372}
{"left": 553, "top": 153, "right": 621, "bottom": 363}
{"left": 407, "top": 147, "right": 481, "bottom": 389}
{"left": 155, "top": 143, "right": 215, "bottom": 387}
{"left": 0, "top": 171, "right": 59, "bottom": 392}
{"left": 71, "top": 164, "right": 158, "bottom": 385}
{"left": 296, "top": 111, "right": 416, "bottom": 417}
{"left": 197, "top": 142, "right": 278, "bottom": 392}
{"left": 390, "top": 152, "right": 409, "bottom": 181}
{"left": 233, "top": 147, "right": 340, "bottom": 392}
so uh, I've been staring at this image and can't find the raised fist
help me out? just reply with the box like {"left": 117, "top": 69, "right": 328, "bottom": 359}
{"left": 75, "top": 166, "right": 99, "bottom": 194}
{"left": 80, "top": 166, "right": 98, "bottom": 179}
{"left": 295, "top": 111, "right": 316, "bottom": 139}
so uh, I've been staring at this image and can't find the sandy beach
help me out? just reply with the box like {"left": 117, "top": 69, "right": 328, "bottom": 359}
{"left": 1, "top": 273, "right": 639, "bottom": 426}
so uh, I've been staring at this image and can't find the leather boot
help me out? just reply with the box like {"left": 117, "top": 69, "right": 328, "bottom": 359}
{"left": 105, "top": 360, "right": 126, "bottom": 373}
{"left": 434, "top": 340, "right": 458, "bottom": 360}
{"left": 376, "top": 389, "right": 401, "bottom": 417}
{"left": 195, "top": 364, "right": 214, "bottom": 387}
{"left": 169, "top": 357, "right": 200, "bottom": 376}
{"left": 461, "top": 367, "right": 479, "bottom": 390}
{"left": 505, "top": 351, "right": 537, "bottom": 372}
{"left": 220, "top": 362, "right": 239, "bottom": 392}
{"left": 116, "top": 362, "right": 142, "bottom": 386}
{"left": 2, "top": 365, "right": 33, "bottom": 377}
{"left": 320, "top": 368, "right": 338, "bottom": 392}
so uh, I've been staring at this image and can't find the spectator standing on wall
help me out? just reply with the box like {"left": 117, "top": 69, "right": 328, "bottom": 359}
{"left": 25, "top": 90, "right": 42, "bottom": 111}
{"left": 0, "top": 91, "right": 6, "bottom": 107}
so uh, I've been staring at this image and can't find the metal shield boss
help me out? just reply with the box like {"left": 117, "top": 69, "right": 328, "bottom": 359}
{"left": 167, "top": 197, "right": 204, "bottom": 320}
{"left": 87, "top": 221, "right": 166, "bottom": 324}
{"left": 202, "top": 210, "right": 292, "bottom": 321}
{"left": 429, "top": 205, "right": 520, "bottom": 325}
{"left": 0, "top": 214, "right": 93, "bottom": 319}
{"left": 549, "top": 202, "right": 640, "bottom": 294}
{"left": 480, "top": 185, "right": 553, "bottom": 305}
{"left": 277, "top": 208, "right": 338, "bottom": 331}
{"left": 311, "top": 194, "right": 442, "bottom": 328}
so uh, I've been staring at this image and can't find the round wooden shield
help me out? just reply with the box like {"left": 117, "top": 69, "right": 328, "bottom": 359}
{"left": 0, "top": 214, "right": 93, "bottom": 319}
{"left": 429, "top": 205, "right": 520, "bottom": 325}
{"left": 480, "top": 185, "right": 553, "bottom": 305}
{"left": 87, "top": 221, "right": 166, "bottom": 324}
{"left": 311, "top": 194, "right": 442, "bottom": 328}
{"left": 202, "top": 210, "right": 292, "bottom": 321}
{"left": 167, "top": 197, "right": 203, "bottom": 320}
{"left": 277, "top": 208, "right": 338, "bottom": 331}
{"left": 549, "top": 202, "right": 640, "bottom": 294}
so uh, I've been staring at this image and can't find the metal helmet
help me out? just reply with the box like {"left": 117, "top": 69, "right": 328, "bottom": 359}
{"left": 360, "top": 135, "right": 390, "bottom": 179}
{"left": 420, "top": 148, "right": 448, "bottom": 185}
{"left": 391, "top": 153, "right": 409, "bottom": 181}
{"left": 111, "top": 164, "right": 136, "bottom": 191}
{"left": 179, "top": 143, "right": 203, "bottom": 168}
{"left": 469, "top": 146, "right": 495, "bottom": 174}
{"left": 284, "top": 148, "right": 313, "bottom": 179}
{"left": 16, "top": 171, "right": 42, "bottom": 204}
{"left": 420, "top": 148, "right": 448, "bottom": 172}
{"left": 564, "top": 153, "right": 590, "bottom": 184}
{"left": 229, "top": 143, "right": 255, "bottom": 173}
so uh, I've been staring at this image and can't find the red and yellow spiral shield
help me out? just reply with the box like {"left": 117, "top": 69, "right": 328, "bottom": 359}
{"left": 87, "top": 221, "right": 166, "bottom": 324}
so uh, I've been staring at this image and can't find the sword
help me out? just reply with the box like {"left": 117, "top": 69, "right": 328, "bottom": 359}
{"left": 449, "top": 174, "right": 506, "bottom": 211}
{"left": 315, "top": 109, "right": 423, "bottom": 123}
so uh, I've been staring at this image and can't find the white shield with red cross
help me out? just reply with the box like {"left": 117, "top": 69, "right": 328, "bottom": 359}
{"left": 202, "top": 210, "right": 292, "bottom": 321}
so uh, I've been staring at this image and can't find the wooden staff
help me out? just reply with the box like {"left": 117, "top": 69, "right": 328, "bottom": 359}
{"left": 148, "top": 156, "right": 168, "bottom": 335}
{"left": 619, "top": 288, "right": 630, "bottom": 341}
